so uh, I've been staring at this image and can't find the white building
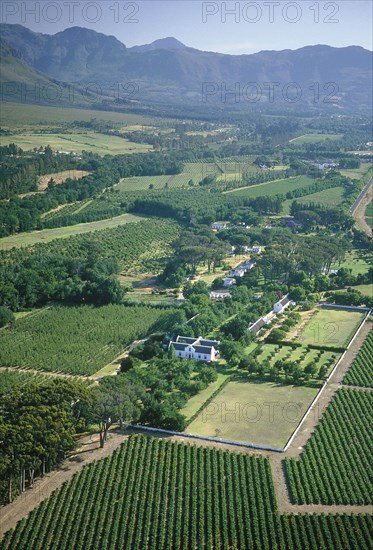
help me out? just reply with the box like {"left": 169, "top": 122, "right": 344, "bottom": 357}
{"left": 169, "top": 336, "right": 220, "bottom": 362}
{"left": 223, "top": 277, "right": 235, "bottom": 288}
{"left": 211, "top": 222, "right": 228, "bottom": 231}
{"left": 230, "top": 268, "right": 246, "bottom": 278}
{"left": 210, "top": 290, "right": 231, "bottom": 300}
{"left": 273, "top": 295, "right": 292, "bottom": 314}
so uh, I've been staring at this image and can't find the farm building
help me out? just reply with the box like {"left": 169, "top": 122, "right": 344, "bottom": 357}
{"left": 169, "top": 336, "right": 220, "bottom": 362}
{"left": 210, "top": 290, "right": 231, "bottom": 300}
{"left": 211, "top": 222, "right": 229, "bottom": 230}
{"left": 223, "top": 277, "right": 235, "bottom": 288}
{"left": 273, "top": 295, "right": 292, "bottom": 314}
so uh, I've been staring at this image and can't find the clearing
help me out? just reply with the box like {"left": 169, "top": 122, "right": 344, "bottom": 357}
{"left": 187, "top": 379, "right": 318, "bottom": 448}
{"left": 293, "top": 308, "right": 364, "bottom": 348}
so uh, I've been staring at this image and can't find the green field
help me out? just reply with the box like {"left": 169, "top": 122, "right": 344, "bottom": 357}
{"left": 289, "top": 133, "right": 343, "bottom": 145}
{"left": 343, "top": 329, "right": 373, "bottom": 388}
{"left": 187, "top": 380, "right": 318, "bottom": 448}
{"left": 285, "top": 388, "right": 373, "bottom": 504}
{"left": 340, "top": 164, "right": 373, "bottom": 180}
{"left": 295, "top": 308, "right": 364, "bottom": 348}
{"left": 330, "top": 249, "right": 373, "bottom": 276}
{"left": 225, "top": 176, "right": 314, "bottom": 198}
{"left": 180, "top": 372, "right": 231, "bottom": 422}
{"left": 0, "top": 102, "right": 159, "bottom": 129}
{"left": 0, "top": 132, "right": 152, "bottom": 155}
{"left": 0, "top": 305, "right": 175, "bottom": 376}
{"left": 2, "top": 435, "right": 372, "bottom": 550}
{"left": 282, "top": 186, "right": 345, "bottom": 214}
{"left": 0, "top": 213, "right": 146, "bottom": 250}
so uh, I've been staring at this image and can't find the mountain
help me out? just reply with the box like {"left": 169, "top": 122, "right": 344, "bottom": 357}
{"left": 1, "top": 24, "right": 372, "bottom": 112}
{"left": 129, "top": 37, "right": 188, "bottom": 53}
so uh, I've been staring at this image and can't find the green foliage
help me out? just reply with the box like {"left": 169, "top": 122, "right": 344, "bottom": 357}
{"left": 1, "top": 435, "right": 372, "bottom": 549}
{"left": 0, "top": 307, "right": 14, "bottom": 327}
{"left": 285, "top": 388, "right": 373, "bottom": 504}
{"left": 0, "top": 305, "right": 178, "bottom": 375}
{"left": 343, "top": 330, "right": 373, "bottom": 388}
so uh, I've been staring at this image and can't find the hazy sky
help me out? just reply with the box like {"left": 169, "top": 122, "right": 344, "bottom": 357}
{"left": 1, "top": 1, "right": 372, "bottom": 53}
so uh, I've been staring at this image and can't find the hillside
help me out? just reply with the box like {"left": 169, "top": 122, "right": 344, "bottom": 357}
{"left": 1, "top": 24, "right": 372, "bottom": 111}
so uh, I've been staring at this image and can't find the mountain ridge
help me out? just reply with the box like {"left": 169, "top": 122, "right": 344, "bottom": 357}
{"left": 1, "top": 24, "right": 372, "bottom": 112}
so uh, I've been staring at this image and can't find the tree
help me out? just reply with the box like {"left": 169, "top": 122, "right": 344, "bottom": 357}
{"left": 0, "top": 306, "right": 14, "bottom": 327}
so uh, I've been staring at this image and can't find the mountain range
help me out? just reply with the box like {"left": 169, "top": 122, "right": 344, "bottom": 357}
{"left": 1, "top": 24, "right": 372, "bottom": 112}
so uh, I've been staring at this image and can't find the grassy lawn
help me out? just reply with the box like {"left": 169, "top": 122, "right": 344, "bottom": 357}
{"left": 180, "top": 372, "right": 232, "bottom": 422}
{"left": 225, "top": 176, "right": 314, "bottom": 198}
{"left": 339, "top": 164, "right": 373, "bottom": 180}
{"left": 331, "top": 249, "right": 373, "bottom": 276}
{"left": 0, "top": 213, "right": 146, "bottom": 250}
{"left": 295, "top": 308, "right": 364, "bottom": 348}
{"left": 345, "top": 284, "right": 373, "bottom": 296}
{"left": 187, "top": 379, "right": 318, "bottom": 448}
{"left": 289, "top": 133, "right": 342, "bottom": 145}
{"left": 282, "top": 186, "right": 345, "bottom": 214}
{"left": 0, "top": 132, "right": 152, "bottom": 155}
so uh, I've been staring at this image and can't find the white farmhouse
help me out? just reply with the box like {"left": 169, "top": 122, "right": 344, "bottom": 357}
{"left": 169, "top": 336, "right": 220, "bottom": 362}
{"left": 223, "top": 277, "right": 235, "bottom": 288}
{"left": 273, "top": 295, "right": 292, "bottom": 314}
{"left": 210, "top": 290, "right": 231, "bottom": 300}
{"left": 211, "top": 222, "right": 228, "bottom": 231}
{"left": 230, "top": 267, "right": 246, "bottom": 278}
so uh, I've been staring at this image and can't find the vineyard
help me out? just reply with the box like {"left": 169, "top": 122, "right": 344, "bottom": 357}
{"left": 1, "top": 435, "right": 372, "bottom": 550}
{"left": 0, "top": 369, "right": 50, "bottom": 395}
{"left": 0, "top": 305, "right": 177, "bottom": 376}
{"left": 343, "top": 328, "right": 373, "bottom": 387}
{"left": 285, "top": 388, "right": 373, "bottom": 505}
{"left": 1, "top": 218, "right": 180, "bottom": 274}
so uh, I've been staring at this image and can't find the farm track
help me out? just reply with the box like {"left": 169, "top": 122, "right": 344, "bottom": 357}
{"left": 351, "top": 178, "right": 373, "bottom": 237}
{"left": 0, "top": 324, "right": 372, "bottom": 539}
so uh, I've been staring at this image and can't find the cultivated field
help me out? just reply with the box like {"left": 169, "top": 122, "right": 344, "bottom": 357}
{"left": 0, "top": 132, "right": 152, "bottom": 155}
{"left": 187, "top": 380, "right": 318, "bottom": 448}
{"left": 0, "top": 213, "right": 145, "bottom": 250}
{"left": 225, "top": 176, "right": 314, "bottom": 198}
{"left": 294, "top": 308, "right": 364, "bottom": 348}
{"left": 285, "top": 388, "right": 373, "bottom": 504}
{"left": 255, "top": 344, "right": 338, "bottom": 377}
{"left": 0, "top": 102, "right": 158, "bottom": 129}
{"left": 282, "top": 186, "right": 345, "bottom": 214}
{"left": 0, "top": 305, "right": 175, "bottom": 376}
{"left": 288, "top": 133, "right": 342, "bottom": 145}
{"left": 343, "top": 328, "right": 373, "bottom": 388}
{"left": 2, "top": 435, "right": 371, "bottom": 550}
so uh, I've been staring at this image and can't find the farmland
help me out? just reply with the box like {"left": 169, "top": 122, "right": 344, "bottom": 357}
{"left": 255, "top": 343, "right": 338, "bottom": 378}
{"left": 0, "top": 102, "right": 158, "bottom": 129}
{"left": 0, "top": 369, "right": 49, "bottom": 394}
{"left": 2, "top": 435, "right": 372, "bottom": 550}
{"left": 0, "top": 213, "right": 146, "bottom": 250}
{"left": 343, "top": 328, "right": 373, "bottom": 388}
{"left": 293, "top": 308, "right": 364, "bottom": 348}
{"left": 285, "top": 388, "right": 373, "bottom": 504}
{"left": 0, "top": 218, "right": 180, "bottom": 274}
{"left": 282, "top": 186, "right": 345, "bottom": 214}
{"left": 0, "top": 305, "right": 176, "bottom": 376}
{"left": 0, "top": 132, "right": 152, "bottom": 155}
{"left": 288, "top": 133, "right": 343, "bottom": 145}
{"left": 187, "top": 380, "right": 318, "bottom": 448}
{"left": 225, "top": 176, "right": 314, "bottom": 198}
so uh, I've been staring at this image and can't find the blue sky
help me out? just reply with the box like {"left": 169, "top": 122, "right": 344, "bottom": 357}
{"left": 2, "top": 1, "right": 372, "bottom": 53}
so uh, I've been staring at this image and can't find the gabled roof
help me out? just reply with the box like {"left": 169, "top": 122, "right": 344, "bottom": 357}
{"left": 249, "top": 317, "right": 266, "bottom": 333}
{"left": 176, "top": 336, "right": 196, "bottom": 344}
{"left": 200, "top": 339, "right": 219, "bottom": 347}
{"left": 194, "top": 345, "right": 214, "bottom": 354}
{"left": 172, "top": 343, "right": 189, "bottom": 351}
